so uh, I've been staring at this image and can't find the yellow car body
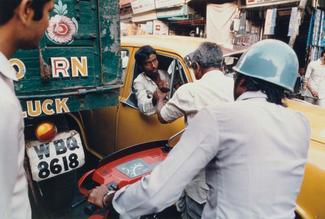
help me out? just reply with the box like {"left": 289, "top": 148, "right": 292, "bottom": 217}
{"left": 83, "top": 35, "right": 325, "bottom": 218}
{"left": 285, "top": 99, "right": 325, "bottom": 219}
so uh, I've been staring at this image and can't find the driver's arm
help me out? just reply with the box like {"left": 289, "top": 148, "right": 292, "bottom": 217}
{"left": 157, "top": 84, "right": 194, "bottom": 124}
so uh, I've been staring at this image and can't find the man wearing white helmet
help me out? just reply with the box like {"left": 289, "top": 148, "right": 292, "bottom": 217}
{"left": 88, "top": 40, "right": 310, "bottom": 219}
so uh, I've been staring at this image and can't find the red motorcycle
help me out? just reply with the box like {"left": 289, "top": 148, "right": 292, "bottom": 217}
{"left": 78, "top": 131, "right": 183, "bottom": 218}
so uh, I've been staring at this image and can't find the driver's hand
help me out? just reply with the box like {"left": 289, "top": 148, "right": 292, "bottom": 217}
{"left": 88, "top": 185, "right": 109, "bottom": 208}
{"left": 311, "top": 89, "right": 319, "bottom": 98}
{"left": 157, "top": 79, "right": 168, "bottom": 90}
{"left": 153, "top": 88, "right": 167, "bottom": 103}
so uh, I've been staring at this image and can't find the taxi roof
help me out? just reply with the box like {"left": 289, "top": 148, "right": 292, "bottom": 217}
{"left": 121, "top": 35, "right": 245, "bottom": 58}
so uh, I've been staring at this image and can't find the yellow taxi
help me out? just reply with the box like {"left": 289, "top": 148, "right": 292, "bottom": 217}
{"left": 81, "top": 35, "right": 241, "bottom": 156}
{"left": 82, "top": 35, "right": 325, "bottom": 219}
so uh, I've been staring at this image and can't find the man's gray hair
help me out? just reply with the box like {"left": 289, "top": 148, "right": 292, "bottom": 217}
{"left": 191, "top": 42, "right": 223, "bottom": 69}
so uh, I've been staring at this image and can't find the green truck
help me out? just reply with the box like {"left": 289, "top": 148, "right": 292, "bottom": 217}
{"left": 12, "top": 0, "right": 122, "bottom": 212}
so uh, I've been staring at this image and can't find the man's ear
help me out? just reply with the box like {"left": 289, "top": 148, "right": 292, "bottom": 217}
{"left": 192, "top": 61, "right": 198, "bottom": 70}
{"left": 237, "top": 77, "right": 248, "bottom": 93}
{"left": 194, "top": 63, "right": 203, "bottom": 79}
{"left": 238, "top": 77, "right": 246, "bottom": 88}
{"left": 234, "top": 77, "right": 247, "bottom": 100}
{"left": 15, "top": 0, "right": 34, "bottom": 25}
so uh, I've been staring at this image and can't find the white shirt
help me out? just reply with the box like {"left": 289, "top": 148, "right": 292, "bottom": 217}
{"left": 133, "top": 70, "right": 169, "bottom": 116}
{"left": 0, "top": 52, "right": 31, "bottom": 219}
{"left": 160, "top": 70, "right": 234, "bottom": 204}
{"left": 305, "top": 59, "right": 325, "bottom": 98}
{"left": 112, "top": 91, "right": 310, "bottom": 219}
{"left": 160, "top": 70, "right": 234, "bottom": 123}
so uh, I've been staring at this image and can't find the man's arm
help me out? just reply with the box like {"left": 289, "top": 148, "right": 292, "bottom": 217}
{"left": 0, "top": 100, "right": 20, "bottom": 217}
{"left": 156, "top": 85, "right": 193, "bottom": 124}
{"left": 112, "top": 109, "right": 220, "bottom": 218}
{"left": 154, "top": 88, "right": 168, "bottom": 123}
{"left": 305, "top": 62, "right": 319, "bottom": 98}
{"left": 306, "top": 80, "right": 319, "bottom": 98}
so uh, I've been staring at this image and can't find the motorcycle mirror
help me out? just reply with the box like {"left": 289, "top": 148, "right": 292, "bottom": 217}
{"left": 166, "top": 129, "right": 184, "bottom": 149}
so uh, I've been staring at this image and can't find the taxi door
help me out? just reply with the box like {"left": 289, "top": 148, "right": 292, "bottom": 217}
{"left": 115, "top": 47, "right": 187, "bottom": 151}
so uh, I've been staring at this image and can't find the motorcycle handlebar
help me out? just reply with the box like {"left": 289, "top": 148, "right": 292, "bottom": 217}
{"left": 84, "top": 203, "right": 98, "bottom": 215}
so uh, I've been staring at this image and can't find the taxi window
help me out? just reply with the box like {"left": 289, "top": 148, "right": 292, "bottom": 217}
{"left": 121, "top": 49, "right": 130, "bottom": 82}
{"left": 123, "top": 53, "right": 188, "bottom": 110}
{"left": 132, "top": 53, "right": 188, "bottom": 98}
{"left": 167, "top": 59, "right": 187, "bottom": 98}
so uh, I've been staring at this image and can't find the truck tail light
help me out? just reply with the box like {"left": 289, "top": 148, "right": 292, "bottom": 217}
{"left": 35, "top": 122, "right": 57, "bottom": 142}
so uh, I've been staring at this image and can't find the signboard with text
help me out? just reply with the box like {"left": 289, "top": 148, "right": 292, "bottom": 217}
{"left": 245, "top": 0, "right": 299, "bottom": 7}
{"left": 155, "top": 0, "right": 184, "bottom": 9}
{"left": 131, "top": 0, "right": 155, "bottom": 14}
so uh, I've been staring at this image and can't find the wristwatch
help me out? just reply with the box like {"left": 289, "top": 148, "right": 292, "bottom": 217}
{"left": 102, "top": 190, "right": 116, "bottom": 209}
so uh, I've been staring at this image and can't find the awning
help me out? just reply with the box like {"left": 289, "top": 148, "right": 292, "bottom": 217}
{"left": 132, "top": 11, "right": 157, "bottom": 23}
{"left": 157, "top": 5, "right": 194, "bottom": 19}
{"left": 155, "top": 0, "right": 186, "bottom": 9}
{"left": 169, "top": 18, "right": 205, "bottom": 25}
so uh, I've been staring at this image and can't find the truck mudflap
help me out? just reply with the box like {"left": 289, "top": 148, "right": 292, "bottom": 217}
{"left": 26, "top": 130, "right": 85, "bottom": 181}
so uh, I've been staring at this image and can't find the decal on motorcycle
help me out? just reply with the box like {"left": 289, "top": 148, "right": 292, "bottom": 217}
{"left": 26, "top": 130, "right": 85, "bottom": 181}
{"left": 116, "top": 159, "right": 152, "bottom": 178}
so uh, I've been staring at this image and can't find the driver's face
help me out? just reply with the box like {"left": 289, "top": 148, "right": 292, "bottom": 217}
{"left": 143, "top": 54, "right": 158, "bottom": 76}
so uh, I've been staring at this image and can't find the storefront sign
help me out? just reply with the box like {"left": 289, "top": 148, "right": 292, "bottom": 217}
{"left": 245, "top": 0, "right": 299, "bottom": 7}
{"left": 156, "top": 5, "right": 192, "bottom": 19}
{"left": 233, "top": 33, "right": 259, "bottom": 49}
{"left": 131, "top": 0, "right": 155, "bottom": 14}
{"left": 132, "top": 11, "right": 157, "bottom": 22}
{"left": 155, "top": 0, "right": 184, "bottom": 9}
{"left": 153, "top": 20, "right": 169, "bottom": 35}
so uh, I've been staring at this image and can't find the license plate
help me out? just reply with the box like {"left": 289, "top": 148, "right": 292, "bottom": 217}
{"left": 26, "top": 130, "right": 85, "bottom": 182}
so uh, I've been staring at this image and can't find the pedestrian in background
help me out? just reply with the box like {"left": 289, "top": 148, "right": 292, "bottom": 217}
{"left": 154, "top": 41, "right": 234, "bottom": 219}
{"left": 88, "top": 39, "right": 310, "bottom": 219}
{"left": 0, "top": 0, "right": 54, "bottom": 218}
{"left": 304, "top": 50, "right": 325, "bottom": 106}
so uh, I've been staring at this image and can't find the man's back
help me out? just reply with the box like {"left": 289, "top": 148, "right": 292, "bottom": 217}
{"left": 202, "top": 91, "right": 310, "bottom": 219}
{"left": 159, "top": 70, "right": 233, "bottom": 123}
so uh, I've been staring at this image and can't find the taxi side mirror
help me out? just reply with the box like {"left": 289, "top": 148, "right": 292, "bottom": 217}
{"left": 224, "top": 56, "right": 236, "bottom": 66}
